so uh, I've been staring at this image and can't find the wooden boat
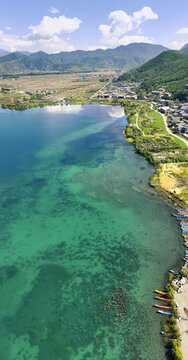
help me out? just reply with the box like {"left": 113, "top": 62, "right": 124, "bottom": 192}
{"left": 155, "top": 290, "right": 166, "bottom": 295}
{"left": 155, "top": 304, "right": 172, "bottom": 309}
{"left": 177, "top": 209, "right": 188, "bottom": 213}
{"left": 182, "top": 267, "right": 188, "bottom": 273}
{"left": 182, "top": 265, "right": 188, "bottom": 271}
{"left": 169, "top": 269, "right": 179, "bottom": 275}
{"left": 157, "top": 310, "right": 172, "bottom": 316}
{"left": 155, "top": 296, "right": 172, "bottom": 302}
{"left": 174, "top": 215, "right": 188, "bottom": 219}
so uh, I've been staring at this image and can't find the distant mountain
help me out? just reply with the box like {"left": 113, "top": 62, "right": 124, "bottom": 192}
{"left": 117, "top": 50, "right": 188, "bottom": 101}
{"left": 0, "top": 49, "right": 10, "bottom": 57}
{"left": 18, "top": 51, "right": 32, "bottom": 56}
{"left": 0, "top": 43, "right": 168, "bottom": 75}
{"left": 180, "top": 43, "right": 188, "bottom": 54}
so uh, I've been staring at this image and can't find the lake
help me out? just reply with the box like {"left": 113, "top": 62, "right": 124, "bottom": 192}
{"left": 0, "top": 104, "right": 183, "bottom": 360}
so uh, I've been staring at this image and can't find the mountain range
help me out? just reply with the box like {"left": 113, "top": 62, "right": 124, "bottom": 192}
{"left": 0, "top": 43, "right": 168, "bottom": 75}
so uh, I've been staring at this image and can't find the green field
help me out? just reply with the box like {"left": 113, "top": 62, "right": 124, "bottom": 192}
{"left": 138, "top": 111, "right": 167, "bottom": 135}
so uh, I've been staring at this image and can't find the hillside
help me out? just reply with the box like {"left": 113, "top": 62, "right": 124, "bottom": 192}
{"left": 180, "top": 43, "right": 188, "bottom": 54}
{"left": 0, "top": 43, "right": 168, "bottom": 75}
{"left": 117, "top": 50, "right": 188, "bottom": 101}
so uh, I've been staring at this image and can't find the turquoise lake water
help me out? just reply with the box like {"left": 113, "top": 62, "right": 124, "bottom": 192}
{"left": 0, "top": 104, "right": 183, "bottom": 360}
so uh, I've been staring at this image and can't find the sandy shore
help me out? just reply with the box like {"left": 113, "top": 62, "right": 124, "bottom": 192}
{"left": 175, "top": 281, "right": 188, "bottom": 359}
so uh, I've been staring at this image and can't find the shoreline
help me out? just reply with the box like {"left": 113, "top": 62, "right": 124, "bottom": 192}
{"left": 1, "top": 100, "right": 187, "bottom": 359}
{"left": 174, "top": 282, "right": 188, "bottom": 360}
{"left": 123, "top": 106, "right": 188, "bottom": 360}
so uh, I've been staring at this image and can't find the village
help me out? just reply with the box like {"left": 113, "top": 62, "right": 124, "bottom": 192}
{"left": 96, "top": 81, "right": 188, "bottom": 139}
{"left": 0, "top": 74, "right": 188, "bottom": 141}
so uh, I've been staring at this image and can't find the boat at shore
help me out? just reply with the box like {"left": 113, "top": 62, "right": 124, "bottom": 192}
{"left": 155, "top": 296, "right": 172, "bottom": 301}
{"left": 155, "top": 304, "right": 172, "bottom": 309}
{"left": 169, "top": 269, "right": 179, "bottom": 275}
{"left": 155, "top": 290, "right": 166, "bottom": 295}
{"left": 182, "top": 267, "right": 188, "bottom": 272}
{"left": 157, "top": 310, "right": 173, "bottom": 315}
{"left": 174, "top": 214, "right": 188, "bottom": 219}
{"left": 181, "top": 222, "right": 188, "bottom": 226}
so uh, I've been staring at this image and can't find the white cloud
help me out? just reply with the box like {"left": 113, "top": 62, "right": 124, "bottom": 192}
{"left": 5, "top": 26, "right": 11, "bottom": 31}
{"left": 38, "top": 35, "right": 75, "bottom": 53}
{"left": 176, "top": 27, "right": 188, "bottom": 35}
{"left": 96, "top": 6, "right": 158, "bottom": 49}
{"left": 133, "top": 6, "right": 158, "bottom": 27}
{"left": 89, "top": 35, "right": 153, "bottom": 49}
{"left": 101, "top": 10, "right": 133, "bottom": 38}
{"left": 0, "top": 30, "right": 33, "bottom": 52}
{"left": 170, "top": 41, "right": 186, "bottom": 50}
{"left": 27, "top": 15, "right": 82, "bottom": 40}
{"left": 118, "top": 35, "right": 153, "bottom": 46}
{"left": 0, "top": 13, "right": 82, "bottom": 53}
{"left": 49, "top": 6, "right": 59, "bottom": 14}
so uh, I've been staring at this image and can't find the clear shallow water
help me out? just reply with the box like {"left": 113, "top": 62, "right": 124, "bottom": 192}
{"left": 0, "top": 105, "right": 183, "bottom": 360}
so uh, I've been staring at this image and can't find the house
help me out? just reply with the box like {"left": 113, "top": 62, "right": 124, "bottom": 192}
{"left": 158, "top": 106, "right": 170, "bottom": 114}
{"left": 161, "top": 92, "right": 172, "bottom": 100}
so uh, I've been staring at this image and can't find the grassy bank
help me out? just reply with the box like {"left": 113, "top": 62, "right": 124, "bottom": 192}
{"left": 123, "top": 101, "right": 188, "bottom": 206}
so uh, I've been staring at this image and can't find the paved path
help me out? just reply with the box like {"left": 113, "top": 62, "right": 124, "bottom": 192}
{"left": 161, "top": 113, "right": 188, "bottom": 147}
{"left": 90, "top": 81, "right": 112, "bottom": 100}
{"left": 135, "top": 114, "right": 145, "bottom": 136}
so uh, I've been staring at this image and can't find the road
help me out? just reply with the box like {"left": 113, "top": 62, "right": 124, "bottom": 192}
{"left": 161, "top": 113, "right": 188, "bottom": 147}
{"left": 135, "top": 114, "right": 145, "bottom": 136}
{"left": 90, "top": 81, "right": 112, "bottom": 100}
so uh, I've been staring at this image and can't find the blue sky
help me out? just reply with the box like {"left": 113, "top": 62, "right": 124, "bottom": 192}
{"left": 0, "top": 0, "right": 188, "bottom": 53}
